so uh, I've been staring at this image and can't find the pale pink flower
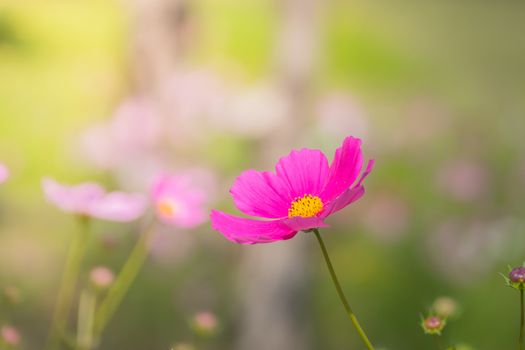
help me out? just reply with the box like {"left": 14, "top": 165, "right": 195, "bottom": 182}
{"left": 0, "top": 163, "right": 9, "bottom": 184}
{"left": 151, "top": 174, "right": 208, "bottom": 228}
{"left": 90, "top": 266, "right": 114, "bottom": 288}
{"left": 42, "top": 178, "right": 147, "bottom": 222}
{"left": 1, "top": 325, "right": 20, "bottom": 346}
{"left": 191, "top": 311, "right": 219, "bottom": 336}
{"left": 80, "top": 97, "right": 161, "bottom": 169}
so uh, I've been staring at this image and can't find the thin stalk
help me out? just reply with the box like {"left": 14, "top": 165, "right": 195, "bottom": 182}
{"left": 518, "top": 288, "right": 525, "bottom": 350}
{"left": 46, "top": 217, "right": 91, "bottom": 350}
{"left": 312, "top": 229, "right": 375, "bottom": 350}
{"left": 92, "top": 223, "right": 155, "bottom": 341}
{"left": 433, "top": 335, "right": 443, "bottom": 350}
{"left": 76, "top": 290, "right": 96, "bottom": 350}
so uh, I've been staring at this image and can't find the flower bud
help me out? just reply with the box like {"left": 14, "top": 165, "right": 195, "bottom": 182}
{"left": 1, "top": 325, "right": 20, "bottom": 346}
{"left": 421, "top": 315, "right": 446, "bottom": 335}
{"left": 510, "top": 267, "right": 525, "bottom": 283}
{"left": 504, "top": 266, "right": 525, "bottom": 290}
{"left": 90, "top": 266, "right": 114, "bottom": 289}
{"left": 190, "top": 311, "right": 219, "bottom": 337}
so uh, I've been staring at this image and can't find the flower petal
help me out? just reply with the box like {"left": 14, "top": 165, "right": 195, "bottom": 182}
{"left": 321, "top": 159, "right": 374, "bottom": 217}
{"left": 356, "top": 159, "right": 375, "bottom": 186}
{"left": 89, "top": 192, "right": 147, "bottom": 222}
{"left": 282, "top": 216, "right": 329, "bottom": 232}
{"left": 275, "top": 149, "right": 329, "bottom": 198}
{"left": 210, "top": 210, "right": 296, "bottom": 244}
{"left": 42, "top": 178, "right": 105, "bottom": 214}
{"left": 320, "top": 136, "right": 363, "bottom": 202}
{"left": 230, "top": 170, "right": 291, "bottom": 218}
{"left": 321, "top": 186, "right": 365, "bottom": 217}
{"left": 0, "top": 163, "right": 9, "bottom": 184}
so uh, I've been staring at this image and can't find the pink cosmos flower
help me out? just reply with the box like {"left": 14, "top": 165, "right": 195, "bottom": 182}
{"left": 42, "top": 178, "right": 147, "bottom": 222}
{"left": 211, "top": 136, "right": 374, "bottom": 244}
{"left": 90, "top": 266, "right": 115, "bottom": 288}
{"left": 151, "top": 174, "right": 208, "bottom": 228}
{"left": 1, "top": 325, "right": 20, "bottom": 345}
{"left": 0, "top": 163, "right": 9, "bottom": 184}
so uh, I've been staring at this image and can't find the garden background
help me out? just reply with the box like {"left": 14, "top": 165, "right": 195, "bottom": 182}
{"left": 1, "top": 0, "right": 525, "bottom": 349}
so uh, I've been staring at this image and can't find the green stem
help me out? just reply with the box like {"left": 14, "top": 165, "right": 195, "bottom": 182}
{"left": 312, "top": 229, "right": 375, "bottom": 350}
{"left": 76, "top": 290, "right": 96, "bottom": 350}
{"left": 46, "top": 217, "right": 91, "bottom": 350}
{"left": 518, "top": 289, "right": 525, "bottom": 350}
{"left": 92, "top": 223, "right": 155, "bottom": 342}
{"left": 433, "top": 335, "right": 443, "bottom": 350}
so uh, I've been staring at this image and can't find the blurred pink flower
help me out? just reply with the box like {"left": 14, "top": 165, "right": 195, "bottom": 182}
{"left": 436, "top": 158, "right": 489, "bottom": 202}
{"left": 80, "top": 97, "right": 161, "bottom": 169}
{"left": 0, "top": 163, "right": 9, "bottom": 184}
{"left": 90, "top": 266, "right": 115, "bottom": 288}
{"left": 1, "top": 325, "right": 20, "bottom": 346}
{"left": 42, "top": 178, "right": 147, "bottom": 222}
{"left": 211, "top": 136, "right": 374, "bottom": 244}
{"left": 151, "top": 174, "right": 208, "bottom": 228}
{"left": 191, "top": 311, "right": 219, "bottom": 336}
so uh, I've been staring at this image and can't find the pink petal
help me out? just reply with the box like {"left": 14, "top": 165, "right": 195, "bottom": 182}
{"left": 89, "top": 192, "right": 147, "bottom": 222}
{"left": 320, "top": 136, "right": 363, "bottom": 202}
{"left": 151, "top": 173, "right": 209, "bottom": 228}
{"left": 356, "top": 159, "right": 375, "bottom": 186}
{"left": 230, "top": 170, "right": 291, "bottom": 218}
{"left": 282, "top": 216, "right": 329, "bottom": 231}
{"left": 0, "top": 163, "right": 9, "bottom": 184}
{"left": 321, "top": 186, "right": 365, "bottom": 217}
{"left": 42, "top": 178, "right": 105, "bottom": 214}
{"left": 275, "top": 149, "right": 329, "bottom": 198}
{"left": 210, "top": 210, "right": 296, "bottom": 244}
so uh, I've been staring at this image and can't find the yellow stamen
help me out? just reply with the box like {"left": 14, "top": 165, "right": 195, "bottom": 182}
{"left": 157, "top": 199, "right": 179, "bottom": 217}
{"left": 288, "top": 194, "right": 324, "bottom": 218}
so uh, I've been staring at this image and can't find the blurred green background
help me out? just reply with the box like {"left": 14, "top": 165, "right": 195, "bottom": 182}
{"left": 1, "top": 0, "right": 525, "bottom": 349}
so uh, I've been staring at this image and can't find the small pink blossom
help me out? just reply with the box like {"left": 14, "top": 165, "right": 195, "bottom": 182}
{"left": 0, "top": 163, "right": 9, "bottom": 184}
{"left": 211, "top": 136, "right": 374, "bottom": 244}
{"left": 1, "top": 325, "right": 20, "bottom": 346}
{"left": 151, "top": 174, "right": 208, "bottom": 228}
{"left": 90, "top": 266, "right": 114, "bottom": 288}
{"left": 191, "top": 311, "right": 219, "bottom": 336}
{"left": 42, "top": 178, "right": 147, "bottom": 222}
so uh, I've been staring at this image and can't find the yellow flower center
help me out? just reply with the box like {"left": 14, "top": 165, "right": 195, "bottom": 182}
{"left": 157, "top": 198, "right": 180, "bottom": 218}
{"left": 288, "top": 194, "right": 324, "bottom": 218}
